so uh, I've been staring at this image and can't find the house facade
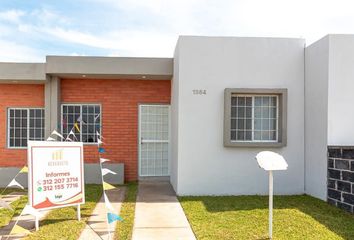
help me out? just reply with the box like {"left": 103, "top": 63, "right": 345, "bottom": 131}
{"left": 0, "top": 34, "right": 354, "bottom": 204}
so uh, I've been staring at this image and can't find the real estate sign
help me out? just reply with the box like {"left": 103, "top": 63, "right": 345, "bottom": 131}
{"left": 28, "top": 141, "right": 85, "bottom": 210}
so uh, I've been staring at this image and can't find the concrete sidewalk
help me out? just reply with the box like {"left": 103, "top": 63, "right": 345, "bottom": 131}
{"left": 132, "top": 180, "right": 196, "bottom": 240}
{"left": 0, "top": 207, "right": 50, "bottom": 240}
{"left": 79, "top": 187, "right": 125, "bottom": 240}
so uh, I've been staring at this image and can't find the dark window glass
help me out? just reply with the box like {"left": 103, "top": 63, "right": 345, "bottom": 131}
{"left": 231, "top": 95, "right": 278, "bottom": 142}
{"left": 29, "top": 109, "right": 45, "bottom": 141}
{"left": 8, "top": 108, "right": 45, "bottom": 147}
{"left": 62, "top": 105, "right": 101, "bottom": 143}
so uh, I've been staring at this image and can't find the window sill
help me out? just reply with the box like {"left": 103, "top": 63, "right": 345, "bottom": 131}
{"left": 83, "top": 142, "right": 99, "bottom": 146}
{"left": 224, "top": 141, "right": 286, "bottom": 148}
{"left": 7, "top": 147, "right": 27, "bottom": 150}
{"left": 7, "top": 142, "right": 99, "bottom": 149}
{"left": 60, "top": 141, "right": 99, "bottom": 145}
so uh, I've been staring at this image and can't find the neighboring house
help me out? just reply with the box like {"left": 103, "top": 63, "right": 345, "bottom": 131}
{"left": 0, "top": 34, "right": 353, "bottom": 205}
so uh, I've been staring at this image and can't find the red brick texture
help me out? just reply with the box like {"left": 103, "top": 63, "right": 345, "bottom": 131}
{"left": 0, "top": 84, "right": 44, "bottom": 167}
{"left": 61, "top": 79, "right": 171, "bottom": 181}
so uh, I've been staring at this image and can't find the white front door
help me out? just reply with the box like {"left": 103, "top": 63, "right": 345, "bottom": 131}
{"left": 139, "top": 105, "right": 170, "bottom": 177}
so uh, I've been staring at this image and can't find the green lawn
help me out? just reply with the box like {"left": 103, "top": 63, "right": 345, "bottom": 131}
{"left": 25, "top": 184, "right": 102, "bottom": 240}
{"left": 115, "top": 182, "right": 138, "bottom": 240}
{"left": 179, "top": 195, "right": 354, "bottom": 240}
{"left": 1, "top": 184, "right": 136, "bottom": 240}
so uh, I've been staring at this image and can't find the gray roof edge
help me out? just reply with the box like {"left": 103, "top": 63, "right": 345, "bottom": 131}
{"left": 0, "top": 56, "right": 173, "bottom": 82}
{"left": 0, "top": 63, "right": 46, "bottom": 81}
{"left": 46, "top": 55, "right": 173, "bottom": 60}
{"left": 46, "top": 56, "right": 173, "bottom": 76}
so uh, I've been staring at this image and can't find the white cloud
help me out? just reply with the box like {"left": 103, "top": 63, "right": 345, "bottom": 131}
{"left": 42, "top": 27, "right": 120, "bottom": 49}
{"left": 1, "top": 0, "right": 354, "bottom": 61}
{"left": 107, "top": 30, "right": 177, "bottom": 57}
{"left": 0, "top": 39, "right": 44, "bottom": 62}
{"left": 30, "top": 8, "right": 70, "bottom": 25}
{"left": 92, "top": 0, "right": 354, "bottom": 44}
{"left": 69, "top": 52, "right": 87, "bottom": 56}
{"left": 0, "top": 24, "right": 14, "bottom": 36}
{"left": 38, "top": 27, "right": 176, "bottom": 57}
{"left": 0, "top": 10, "right": 25, "bottom": 23}
{"left": 88, "top": 0, "right": 213, "bottom": 34}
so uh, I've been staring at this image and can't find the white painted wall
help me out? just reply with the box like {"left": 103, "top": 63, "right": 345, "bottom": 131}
{"left": 304, "top": 36, "right": 329, "bottom": 200}
{"left": 328, "top": 35, "right": 354, "bottom": 146}
{"left": 303, "top": 34, "right": 354, "bottom": 201}
{"left": 172, "top": 36, "right": 305, "bottom": 195}
{"left": 170, "top": 43, "right": 180, "bottom": 192}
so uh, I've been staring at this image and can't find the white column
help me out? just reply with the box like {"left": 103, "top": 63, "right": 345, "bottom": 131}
{"left": 45, "top": 76, "right": 61, "bottom": 138}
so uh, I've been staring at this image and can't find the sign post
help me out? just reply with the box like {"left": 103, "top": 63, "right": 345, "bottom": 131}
{"left": 28, "top": 141, "right": 85, "bottom": 230}
{"left": 256, "top": 151, "right": 288, "bottom": 240}
{"left": 269, "top": 170, "right": 273, "bottom": 238}
{"left": 35, "top": 215, "right": 39, "bottom": 231}
{"left": 77, "top": 205, "right": 81, "bottom": 221}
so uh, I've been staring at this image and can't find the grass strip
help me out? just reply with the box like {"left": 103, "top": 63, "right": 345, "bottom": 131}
{"left": 0, "top": 188, "right": 26, "bottom": 197}
{"left": 0, "top": 194, "right": 28, "bottom": 228}
{"left": 24, "top": 184, "right": 102, "bottom": 240}
{"left": 115, "top": 182, "right": 138, "bottom": 240}
{"left": 179, "top": 194, "right": 354, "bottom": 240}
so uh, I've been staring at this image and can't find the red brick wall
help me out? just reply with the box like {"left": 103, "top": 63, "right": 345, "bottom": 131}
{"left": 0, "top": 84, "right": 45, "bottom": 167}
{"left": 61, "top": 79, "right": 171, "bottom": 181}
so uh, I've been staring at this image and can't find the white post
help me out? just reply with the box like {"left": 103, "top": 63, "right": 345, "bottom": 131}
{"left": 108, "top": 224, "right": 112, "bottom": 240}
{"left": 269, "top": 170, "right": 273, "bottom": 239}
{"left": 77, "top": 204, "right": 81, "bottom": 221}
{"left": 35, "top": 215, "right": 39, "bottom": 231}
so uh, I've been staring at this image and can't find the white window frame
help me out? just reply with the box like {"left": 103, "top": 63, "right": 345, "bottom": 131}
{"left": 7, "top": 108, "right": 45, "bottom": 149}
{"left": 230, "top": 94, "right": 279, "bottom": 143}
{"left": 61, "top": 103, "right": 102, "bottom": 144}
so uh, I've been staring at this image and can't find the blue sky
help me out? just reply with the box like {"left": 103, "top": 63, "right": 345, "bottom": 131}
{"left": 0, "top": 0, "right": 354, "bottom": 62}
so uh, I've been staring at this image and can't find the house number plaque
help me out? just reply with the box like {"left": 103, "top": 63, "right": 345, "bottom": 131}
{"left": 192, "top": 89, "right": 207, "bottom": 95}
